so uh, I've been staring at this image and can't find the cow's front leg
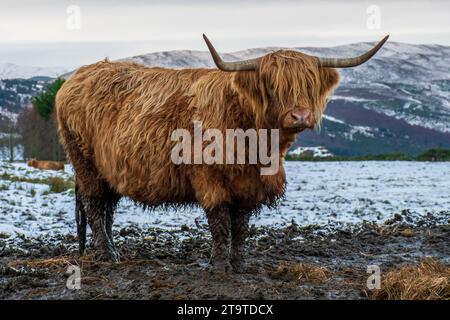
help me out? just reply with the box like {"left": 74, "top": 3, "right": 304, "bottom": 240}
{"left": 230, "top": 209, "right": 251, "bottom": 273}
{"left": 84, "top": 195, "right": 120, "bottom": 262}
{"left": 205, "top": 206, "right": 232, "bottom": 273}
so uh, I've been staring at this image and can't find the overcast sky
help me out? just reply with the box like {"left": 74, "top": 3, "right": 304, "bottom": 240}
{"left": 0, "top": 0, "right": 449, "bottom": 67}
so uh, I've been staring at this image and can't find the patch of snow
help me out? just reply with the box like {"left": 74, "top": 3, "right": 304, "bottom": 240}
{"left": 0, "top": 223, "right": 29, "bottom": 238}
{"left": 0, "top": 145, "right": 23, "bottom": 161}
{"left": 343, "top": 125, "right": 375, "bottom": 140}
{"left": 331, "top": 95, "right": 370, "bottom": 102}
{"left": 288, "top": 146, "right": 333, "bottom": 158}
{"left": 322, "top": 114, "right": 345, "bottom": 125}
{"left": 0, "top": 107, "right": 19, "bottom": 123}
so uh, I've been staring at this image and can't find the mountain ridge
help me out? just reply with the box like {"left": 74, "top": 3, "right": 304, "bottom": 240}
{"left": 1, "top": 41, "right": 449, "bottom": 156}
{"left": 0, "top": 63, "right": 70, "bottom": 80}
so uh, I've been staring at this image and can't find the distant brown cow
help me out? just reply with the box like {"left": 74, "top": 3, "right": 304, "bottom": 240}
{"left": 56, "top": 34, "right": 388, "bottom": 272}
{"left": 28, "top": 159, "right": 65, "bottom": 171}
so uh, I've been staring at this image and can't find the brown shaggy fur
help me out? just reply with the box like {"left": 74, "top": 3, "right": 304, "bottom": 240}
{"left": 28, "top": 159, "right": 65, "bottom": 171}
{"left": 56, "top": 50, "right": 339, "bottom": 269}
{"left": 56, "top": 52, "right": 338, "bottom": 208}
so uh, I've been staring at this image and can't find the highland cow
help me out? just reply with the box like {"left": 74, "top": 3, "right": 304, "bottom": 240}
{"left": 56, "top": 34, "right": 388, "bottom": 272}
{"left": 28, "top": 159, "right": 65, "bottom": 171}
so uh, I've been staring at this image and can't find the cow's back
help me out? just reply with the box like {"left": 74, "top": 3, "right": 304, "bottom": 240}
{"left": 56, "top": 60, "right": 208, "bottom": 203}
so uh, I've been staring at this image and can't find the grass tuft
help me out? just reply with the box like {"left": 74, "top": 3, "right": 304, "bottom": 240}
{"left": 271, "top": 262, "right": 332, "bottom": 283}
{"left": 0, "top": 172, "right": 74, "bottom": 193}
{"left": 369, "top": 259, "right": 450, "bottom": 300}
{"left": 47, "top": 177, "right": 73, "bottom": 193}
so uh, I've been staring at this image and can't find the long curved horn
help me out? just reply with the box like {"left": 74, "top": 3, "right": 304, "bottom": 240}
{"left": 317, "top": 35, "right": 389, "bottom": 68}
{"left": 203, "top": 34, "right": 257, "bottom": 71}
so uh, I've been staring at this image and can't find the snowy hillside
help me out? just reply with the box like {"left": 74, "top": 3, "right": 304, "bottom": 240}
{"left": 0, "top": 63, "right": 70, "bottom": 80}
{"left": 122, "top": 42, "right": 450, "bottom": 85}
{"left": 0, "top": 78, "right": 50, "bottom": 135}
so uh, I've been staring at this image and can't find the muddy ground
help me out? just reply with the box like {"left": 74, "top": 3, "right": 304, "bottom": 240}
{"left": 0, "top": 210, "right": 448, "bottom": 300}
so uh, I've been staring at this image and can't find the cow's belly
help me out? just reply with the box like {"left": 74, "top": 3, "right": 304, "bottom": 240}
{"left": 99, "top": 155, "right": 196, "bottom": 205}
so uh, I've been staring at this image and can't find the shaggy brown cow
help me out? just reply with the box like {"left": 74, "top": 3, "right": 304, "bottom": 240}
{"left": 56, "top": 34, "right": 388, "bottom": 272}
{"left": 28, "top": 159, "right": 65, "bottom": 171}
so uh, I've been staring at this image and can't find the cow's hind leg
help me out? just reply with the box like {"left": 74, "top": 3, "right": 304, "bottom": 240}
{"left": 230, "top": 209, "right": 251, "bottom": 273}
{"left": 75, "top": 175, "right": 120, "bottom": 262}
{"left": 61, "top": 126, "right": 120, "bottom": 262}
{"left": 205, "top": 206, "right": 232, "bottom": 273}
{"left": 75, "top": 183, "right": 87, "bottom": 255}
{"left": 104, "top": 189, "right": 120, "bottom": 257}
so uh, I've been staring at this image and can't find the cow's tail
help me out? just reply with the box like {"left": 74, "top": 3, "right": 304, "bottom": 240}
{"left": 75, "top": 180, "right": 87, "bottom": 255}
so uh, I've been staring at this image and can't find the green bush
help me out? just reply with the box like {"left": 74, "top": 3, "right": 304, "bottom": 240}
{"left": 47, "top": 177, "right": 74, "bottom": 193}
{"left": 31, "top": 78, "right": 65, "bottom": 120}
{"left": 416, "top": 148, "right": 450, "bottom": 161}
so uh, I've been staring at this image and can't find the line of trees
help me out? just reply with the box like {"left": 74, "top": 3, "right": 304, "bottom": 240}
{"left": 17, "top": 78, "right": 66, "bottom": 161}
{"left": 286, "top": 148, "right": 450, "bottom": 161}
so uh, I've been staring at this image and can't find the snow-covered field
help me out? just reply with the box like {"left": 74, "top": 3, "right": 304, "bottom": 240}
{"left": 0, "top": 161, "right": 449, "bottom": 238}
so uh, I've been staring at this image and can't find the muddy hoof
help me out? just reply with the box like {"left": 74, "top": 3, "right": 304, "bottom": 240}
{"left": 209, "top": 260, "right": 233, "bottom": 274}
{"left": 95, "top": 250, "right": 120, "bottom": 263}
{"left": 231, "top": 258, "right": 248, "bottom": 274}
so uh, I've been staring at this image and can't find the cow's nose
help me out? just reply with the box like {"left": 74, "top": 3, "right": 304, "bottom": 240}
{"left": 291, "top": 112, "right": 306, "bottom": 124}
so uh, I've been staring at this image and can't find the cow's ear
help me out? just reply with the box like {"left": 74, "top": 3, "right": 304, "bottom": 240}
{"left": 321, "top": 68, "right": 340, "bottom": 95}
